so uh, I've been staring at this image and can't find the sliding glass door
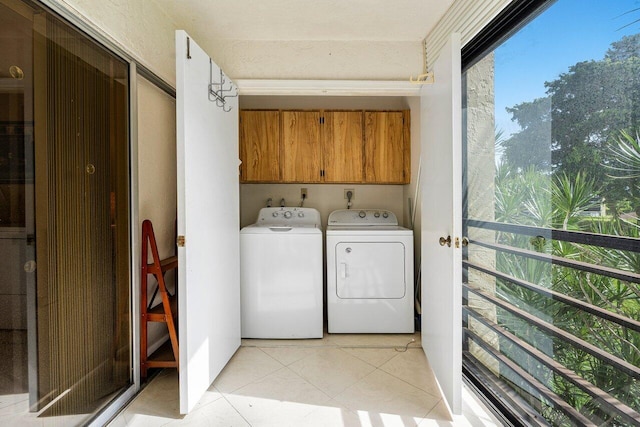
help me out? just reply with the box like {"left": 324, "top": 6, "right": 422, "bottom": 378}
{"left": 1, "top": 0, "right": 131, "bottom": 424}
{"left": 462, "top": 1, "right": 640, "bottom": 425}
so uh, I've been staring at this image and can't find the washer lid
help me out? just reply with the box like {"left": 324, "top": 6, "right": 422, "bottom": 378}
{"left": 328, "top": 209, "right": 398, "bottom": 226}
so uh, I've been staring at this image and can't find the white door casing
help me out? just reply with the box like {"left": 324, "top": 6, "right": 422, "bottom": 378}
{"left": 420, "top": 33, "right": 462, "bottom": 415}
{"left": 176, "top": 31, "right": 241, "bottom": 414}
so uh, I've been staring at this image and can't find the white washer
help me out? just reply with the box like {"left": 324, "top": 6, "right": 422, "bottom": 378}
{"left": 240, "top": 207, "right": 323, "bottom": 338}
{"left": 326, "top": 209, "right": 414, "bottom": 333}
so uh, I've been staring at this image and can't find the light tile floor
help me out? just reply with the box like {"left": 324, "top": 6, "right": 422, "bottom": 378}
{"left": 109, "top": 333, "right": 502, "bottom": 427}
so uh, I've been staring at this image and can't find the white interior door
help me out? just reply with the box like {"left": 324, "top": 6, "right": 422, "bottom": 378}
{"left": 176, "top": 30, "right": 241, "bottom": 414}
{"left": 420, "top": 33, "right": 462, "bottom": 415}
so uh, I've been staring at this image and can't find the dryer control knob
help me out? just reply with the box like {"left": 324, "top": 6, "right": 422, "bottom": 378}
{"left": 272, "top": 212, "right": 279, "bottom": 217}
{"left": 382, "top": 212, "right": 389, "bottom": 218}
{"left": 298, "top": 212, "right": 304, "bottom": 218}
{"left": 358, "top": 210, "right": 366, "bottom": 218}
{"left": 374, "top": 212, "right": 380, "bottom": 218}
{"left": 284, "top": 211, "right": 292, "bottom": 219}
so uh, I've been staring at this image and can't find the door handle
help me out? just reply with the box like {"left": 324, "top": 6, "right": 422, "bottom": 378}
{"left": 439, "top": 236, "right": 451, "bottom": 247}
{"left": 340, "top": 262, "right": 348, "bottom": 279}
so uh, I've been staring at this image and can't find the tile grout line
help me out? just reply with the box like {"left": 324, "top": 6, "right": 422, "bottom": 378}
{"left": 371, "top": 357, "right": 447, "bottom": 405}
{"left": 217, "top": 388, "right": 253, "bottom": 427}
{"left": 330, "top": 365, "right": 437, "bottom": 423}
{"left": 211, "top": 347, "right": 287, "bottom": 396}
{"left": 216, "top": 352, "right": 336, "bottom": 425}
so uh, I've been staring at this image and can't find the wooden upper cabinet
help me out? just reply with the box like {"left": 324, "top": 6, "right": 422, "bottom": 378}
{"left": 322, "top": 111, "right": 364, "bottom": 183}
{"left": 282, "top": 111, "right": 322, "bottom": 182}
{"left": 239, "top": 110, "right": 280, "bottom": 182}
{"left": 364, "top": 111, "right": 410, "bottom": 184}
{"left": 239, "top": 109, "right": 409, "bottom": 184}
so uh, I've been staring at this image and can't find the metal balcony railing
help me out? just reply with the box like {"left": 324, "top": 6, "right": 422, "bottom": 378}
{"left": 462, "top": 219, "right": 640, "bottom": 426}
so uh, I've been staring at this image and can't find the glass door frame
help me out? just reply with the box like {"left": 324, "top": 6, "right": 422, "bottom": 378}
{"left": 31, "top": 1, "right": 175, "bottom": 424}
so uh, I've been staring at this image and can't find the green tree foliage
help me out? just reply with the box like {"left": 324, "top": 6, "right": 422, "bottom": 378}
{"left": 551, "top": 172, "right": 599, "bottom": 230}
{"left": 503, "top": 97, "right": 553, "bottom": 172}
{"left": 491, "top": 112, "right": 640, "bottom": 418}
{"left": 493, "top": 165, "right": 640, "bottom": 425}
{"left": 502, "top": 34, "right": 640, "bottom": 217}
{"left": 481, "top": 16, "right": 640, "bottom": 427}
{"left": 605, "top": 131, "right": 640, "bottom": 218}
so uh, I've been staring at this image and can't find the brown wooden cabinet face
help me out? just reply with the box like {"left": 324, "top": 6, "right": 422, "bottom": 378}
{"left": 323, "top": 111, "right": 364, "bottom": 183}
{"left": 364, "top": 111, "right": 408, "bottom": 184}
{"left": 282, "top": 111, "right": 322, "bottom": 182}
{"left": 239, "top": 109, "right": 409, "bottom": 184}
{"left": 239, "top": 110, "right": 280, "bottom": 182}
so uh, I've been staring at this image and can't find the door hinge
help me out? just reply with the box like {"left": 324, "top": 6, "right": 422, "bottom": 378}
{"left": 177, "top": 235, "right": 186, "bottom": 247}
{"left": 186, "top": 37, "right": 191, "bottom": 59}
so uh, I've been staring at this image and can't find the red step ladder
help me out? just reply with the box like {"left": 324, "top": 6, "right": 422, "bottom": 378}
{"left": 140, "top": 219, "right": 179, "bottom": 379}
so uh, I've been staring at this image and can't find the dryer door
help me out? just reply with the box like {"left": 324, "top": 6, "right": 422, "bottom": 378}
{"left": 335, "top": 242, "right": 406, "bottom": 299}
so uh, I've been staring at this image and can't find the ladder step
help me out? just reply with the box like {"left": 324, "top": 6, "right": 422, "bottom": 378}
{"left": 147, "top": 294, "right": 178, "bottom": 318}
{"left": 145, "top": 340, "right": 179, "bottom": 368}
{"left": 147, "top": 255, "right": 178, "bottom": 272}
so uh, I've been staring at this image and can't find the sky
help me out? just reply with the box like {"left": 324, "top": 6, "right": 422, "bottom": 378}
{"left": 493, "top": 0, "right": 640, "bottom": 137}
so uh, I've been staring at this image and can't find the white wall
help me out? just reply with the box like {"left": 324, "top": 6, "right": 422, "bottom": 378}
{"left": 240, "top": 95, "right": 410, "bottom": 110}
{"left": 55, "top": 0, "right": 179, "bottom": 85}
{"left": 241, "top": 184, "right": 405, "bottom": 228}
{"left": 137, "top": 77, "right": 177, "bottom": 355}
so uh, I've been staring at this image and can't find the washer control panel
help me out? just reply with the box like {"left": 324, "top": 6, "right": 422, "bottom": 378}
{"left": 256, "top": 207, "right": 321, "bottom": 227}
{"left": 328, "top": 209, "right": 398, "bottom": 226}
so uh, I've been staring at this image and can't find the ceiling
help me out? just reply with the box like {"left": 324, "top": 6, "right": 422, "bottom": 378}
{"left": 151, "top": 0, "right": 455, "bottom": 81}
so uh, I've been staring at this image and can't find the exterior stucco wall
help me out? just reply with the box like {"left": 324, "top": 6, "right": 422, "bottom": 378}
{"left": 465, "top": 53, "right": 499, "bottom": 373}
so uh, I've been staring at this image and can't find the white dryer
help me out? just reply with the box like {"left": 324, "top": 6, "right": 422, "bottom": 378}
{"left": 326, "top": 209, "right": 414, "bottom": 333}
{"left": 240, "top": 207, "right": 323, "bottom": 339}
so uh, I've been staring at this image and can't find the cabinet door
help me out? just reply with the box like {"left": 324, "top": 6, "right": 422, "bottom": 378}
{"left": 282, "top": 111, "right": 322, "bottom": 182}
{"left": 239, "top": 110, "right": 280, "bottom": 182}
{"left": 323, "top": 111, "right": 363, "bottom": 183}
{"left": 364, "top": 111, "right": 409, "bottom": 183}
